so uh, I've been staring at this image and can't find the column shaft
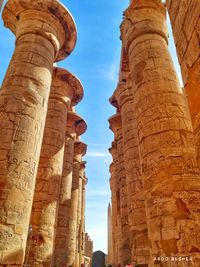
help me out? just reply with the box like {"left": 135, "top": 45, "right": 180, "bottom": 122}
{"left": 114, "top": 64, "right": 150, "bottom": 265}
{"left": 109, "top": 142, "right": 123, "bottom": 266}
{"left": 109, "top": 114, "right": 131, "bottom": 266}
{"left": 53, "top": 133, "right": 75, "bottom": 266}
{"left": 66, "top": 141, "right": 87, "bottom": 267}
{"left": 121, "top": 1, "right": 200, "bottom": 265}
{"left": 28, "top": 72, "right": 73, "bottom": 266}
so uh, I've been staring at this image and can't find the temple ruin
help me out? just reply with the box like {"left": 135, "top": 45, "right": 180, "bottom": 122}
{"left": 0, "top": 0, "right": 200, "bottom": 266}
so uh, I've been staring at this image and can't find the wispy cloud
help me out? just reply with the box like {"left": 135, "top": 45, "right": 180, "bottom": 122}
{"left": 86, "top": 151, "right": 110, "bottom": 157}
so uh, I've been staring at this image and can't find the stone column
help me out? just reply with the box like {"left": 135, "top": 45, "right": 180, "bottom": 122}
{"left": 121, "top": 0, "right": 200, "bottom": 265}
{"left": 0, "top": 1, "right": 76, "bottom": 265}
{"left": 110, "top": 52, "right": 150, "bottom": 266}
{"left": 27, "top": 70, "right": 83, "bottom": 266}
{"left": 109, "top": 155, "right": 121, "bottom": 265}
{"left": 107, "top": 203, "right": 113, "bottom": 265}
{"left": 109, "top": 163, "right": 118, "bottom": 265}
{"left": 79, "top": 169, "right": 88, "bottom": 267}
{"left": 66, "top": 141, "right": 87, "bottom": 267}
{"left": 166, "top": 0, "right": 200, "bottom": 167}
{"left": 54, "top": 112, "right": 87, "bottom": 267}
{"left": 109, "top": 113, "right": 131, "bottom": 266}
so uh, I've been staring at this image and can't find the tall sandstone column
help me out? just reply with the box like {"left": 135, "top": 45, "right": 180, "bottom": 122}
{"left": 66, "top": 140, "right": 87, "bottom": 267}
{"left": 166, "top": 0, "right": 200, "bottom": 166}
{"left": 28, "top": 70, "right": 82, "bottom": 266}
{"left": 109, "top": 149, "right": 120, "bottom": 266}
{"left": 78, "top": 165, "right": 88, "bottom": 267}
{"left": 109, "top": 114, "right": 130, "bottom": 266}
{"left": 107, "top": 203, "right": 113, "bottom": 266}
{"left": 0, "top": 1, "right": 76, "bottom": 265}
{"left": 110, "top": 55, "right": 150, "bottom": 265}
{"left": 54, "top": 112, "right": 87, "bottom": 267}
{"left": 121, "top": 0, "right": 200, "bottom": 265}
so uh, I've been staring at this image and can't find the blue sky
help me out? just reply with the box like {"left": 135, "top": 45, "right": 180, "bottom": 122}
{"left": 0, "top": 0, "right": 182, "bottom": 254}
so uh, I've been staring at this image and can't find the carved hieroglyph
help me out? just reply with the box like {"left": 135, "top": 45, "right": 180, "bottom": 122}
{"left": 121, "top": 0, "right": 200, "bottom": 265}
{"left": 166, "top": 0, "right": 200, "bottom": 168}
{"left": 0, "top": 1, "right": 76, "bottom": 265}
{"left": 54, "top": 112, "right": 87, "bottom": 267}
{"left": 66, "top": 140, "right": 87, "bottom": 267}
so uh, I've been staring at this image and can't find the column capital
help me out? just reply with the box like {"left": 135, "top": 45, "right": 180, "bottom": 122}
{"left": 108, "top": 113, "right": 122, "bottom": 133}
{"left": 109, "top": 91, "right": 119, "bottom": 109}
{"left": 74, "top": 140, "right": 87, "bottom": 157}
{"left": 108, "top": 141, "right": 118, "bottom": 162}
{"left": 67, "top": 111, "right": 87, "bottom": 137}
{"left": 3, "top": 0, "right": 77, "bottom": 61}
{"left": 52, "top": 67, "right": 83, "bottom": 107}
{"left": 120, "top": 0, "right": 168, "bottom": 52}
{"left": 80, "top": 160, "right": 87, "bottom": 170}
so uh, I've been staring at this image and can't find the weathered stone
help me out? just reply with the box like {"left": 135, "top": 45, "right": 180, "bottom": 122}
{"left": 0, "top": 1, "right": 76, "bottom": 265}
{"left": 27, "top": 68, "right": 82, "bottom": 266}
{"left": 65, "top": 140, "right": 87, "bottom": 267}
{"left": 109, "top": 48, "right": 150, "bottom": 266}
{"left": 53, "top": 112, "right": 87, "bottom": 267}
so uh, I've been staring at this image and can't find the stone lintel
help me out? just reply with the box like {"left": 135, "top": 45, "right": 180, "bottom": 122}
{"left": 67, "top": 111, "right": 87, "bottom": 136}
{"left": 108, "top": 113, "right": 122, "bottom": 133}
{"left": 52, "top": 67, "right": 83, "bottom": 106}
{"left": 74, "top": 140, "right": 87, "bottom": 157}
{"left": 3, "top": 0, "right": 77, "bottom": 61}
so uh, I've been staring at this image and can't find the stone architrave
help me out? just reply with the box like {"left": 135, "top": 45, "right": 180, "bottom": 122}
{"left": 121, "top": 0, "right": 200, "bottom": 265}
{"left": 109, "top": 113, "right": 130, "bottom": 266}
{"left": 166, "top": 0, "right": 200, "bottom": 167}
{"left": 66, "top": 141, "right": 87, "bottom": 267}
{"left": 54, "top": 112, "right": 87, "bottom": 267}
{"left": 110, "top": 52, "right": 150, "bottom": 265}
{"left": 0, "top": 1, "right": 76, "bottom": 265}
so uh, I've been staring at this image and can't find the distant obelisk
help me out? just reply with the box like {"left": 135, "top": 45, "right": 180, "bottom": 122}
{"left": 0, "top": 1, "right": 3, "bottom": 11}
{"left": 107, "top": 203, "right": 113, "bottom": 265}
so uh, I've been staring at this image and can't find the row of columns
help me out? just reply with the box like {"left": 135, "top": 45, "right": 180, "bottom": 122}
{"left": 109, "top": 1, "right": 200, "bottom": 267}
{"left": 0, "top": 1, "right": 88, "bottom": 266}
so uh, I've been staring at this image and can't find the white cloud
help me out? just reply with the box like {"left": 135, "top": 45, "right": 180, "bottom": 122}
{"left": 86, "top": 151, "right": 110, "bottom": 157}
